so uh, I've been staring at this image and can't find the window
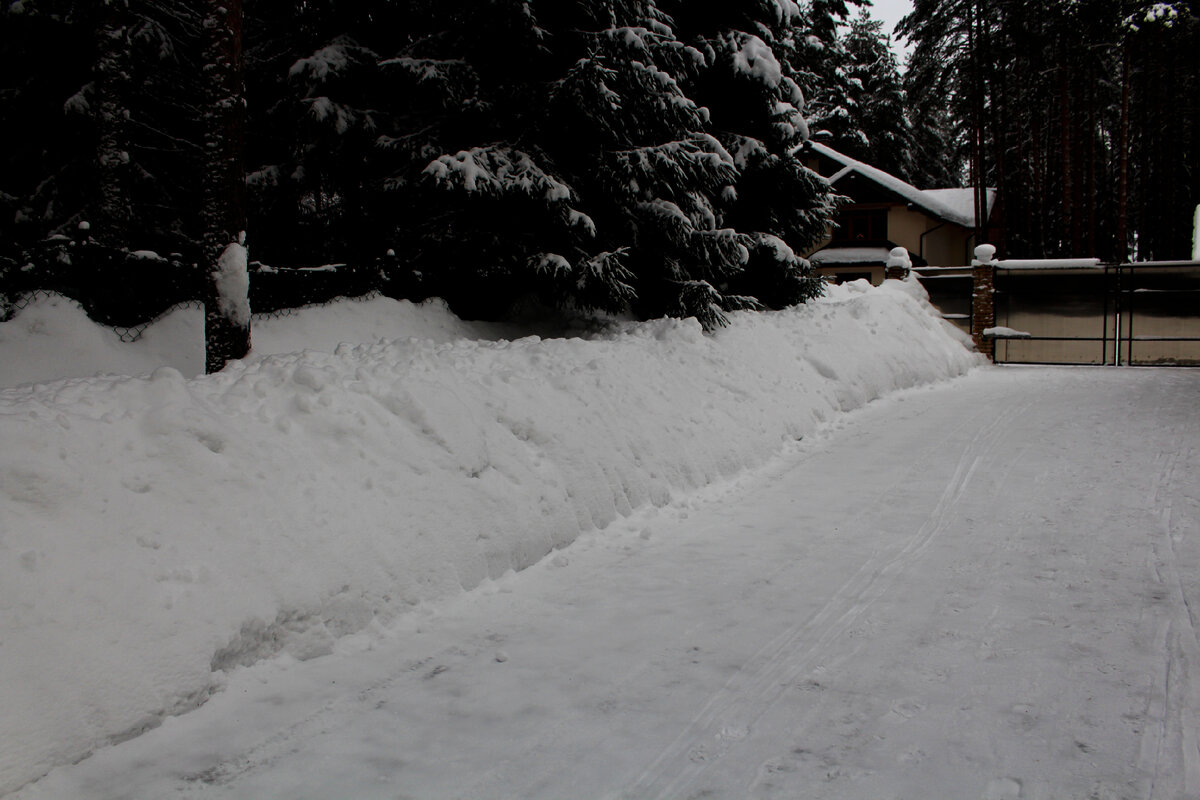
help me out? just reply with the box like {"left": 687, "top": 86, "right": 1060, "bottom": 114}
{"left": 832, "top": 209, "right": 888, "bottom": 244}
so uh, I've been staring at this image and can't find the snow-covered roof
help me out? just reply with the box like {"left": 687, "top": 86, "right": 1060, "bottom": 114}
{"left": 807, "top": 143, "right": 995, "bottom": 229}
{"left": 809, "top": 246, "right": 891, "bottom": 265}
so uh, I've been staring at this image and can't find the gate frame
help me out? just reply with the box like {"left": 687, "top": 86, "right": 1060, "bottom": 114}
{"left": 963, "top": 247, "right": 1200, "bottom": 366}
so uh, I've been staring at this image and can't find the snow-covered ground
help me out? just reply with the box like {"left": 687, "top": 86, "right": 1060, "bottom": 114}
{"left": 0, "top": 278, "right": 981, "bottom": 795}
{"left": 10, "top": 363, "right": 1200, "bottom": 799}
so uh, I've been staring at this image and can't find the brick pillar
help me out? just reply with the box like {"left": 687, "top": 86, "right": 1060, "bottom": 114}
{"left": 885, "top": 246, "right": 912, "bottom": 281}
{"left": 971, "top": 244, "right": 997, "bottom": 360}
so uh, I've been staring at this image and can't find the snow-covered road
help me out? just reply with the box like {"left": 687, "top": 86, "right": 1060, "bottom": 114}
{"left": 15, "top": 366, "right": 1200, "bottom": 800}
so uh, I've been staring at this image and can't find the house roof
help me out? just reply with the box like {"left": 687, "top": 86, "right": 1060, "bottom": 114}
{"left": 807, "top": 142, "right": 995, "bottom": 229}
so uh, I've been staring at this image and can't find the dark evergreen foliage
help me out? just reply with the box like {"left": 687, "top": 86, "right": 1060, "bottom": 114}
{"left": 900, "top": 0, "right": 1200, "bottom": 261}
{"left": 837, "top": 11, "right": 915, "bottom": 181}
{"left": 1, "top": 0, "right": 845, "bottom": 332}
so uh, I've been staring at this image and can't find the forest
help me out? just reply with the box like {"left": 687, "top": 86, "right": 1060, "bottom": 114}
{"left": 0, "top": 0, "right": 1197, "bottom": 369}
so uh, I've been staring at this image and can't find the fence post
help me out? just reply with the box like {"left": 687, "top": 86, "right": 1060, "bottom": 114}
{"left": 885, "top": 246, "right": 912, "bottom": 281}
{"left": 971, "top": 244, "right": 997, "bottom": 360}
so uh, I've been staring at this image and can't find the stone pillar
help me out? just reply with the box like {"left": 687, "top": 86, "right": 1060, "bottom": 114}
{"left": 971, "top": 244, "right": 997, "bottom": 359}
{"left": 885, "top": 246, "right": 912, "bottom": 281}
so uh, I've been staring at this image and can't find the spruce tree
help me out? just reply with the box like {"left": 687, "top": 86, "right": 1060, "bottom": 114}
{"left": 838, "top": 10, "right": 915, "bottom": 181}
{"left": 396, "top": 0, "right": 837, "bottom": 327}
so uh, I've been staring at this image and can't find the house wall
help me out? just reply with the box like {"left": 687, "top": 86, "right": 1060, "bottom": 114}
{"left": 885, "top": 206, "right": 929, "bottom": 254}
{"left": 920, "top": 224, "right": 975, "bottom": 267}
{"left": 813, "top": 203, "right": 977, "bottom": 270}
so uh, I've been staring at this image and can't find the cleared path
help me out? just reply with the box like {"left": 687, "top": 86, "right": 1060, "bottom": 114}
{"left": 14, "top": 367, "right": 1200, "bottom": 800}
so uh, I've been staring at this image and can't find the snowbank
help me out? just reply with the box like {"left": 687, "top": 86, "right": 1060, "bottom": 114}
{"left": 0, "top": 294, "right": 510, "bottom": 389}
{"left": 0, "top": 278, "right": 980, "bottom": 795}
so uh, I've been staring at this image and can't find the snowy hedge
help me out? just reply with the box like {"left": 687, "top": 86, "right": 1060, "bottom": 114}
{"left": 0, "top": 277, "right": 980, "bottom": 794}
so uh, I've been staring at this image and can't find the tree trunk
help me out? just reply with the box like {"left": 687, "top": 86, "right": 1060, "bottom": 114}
{"left": 95, "top": 0, "right": 133, "bottom": 246}
{"left": 202, "top": 0, "right": 250, "bottom": 374}
{"left": 1116, "top": 44, "right": 1130, "bottom": 263}
{"left": 1058, "top": 66, "right": 1074, "bottom": 257}
{"left": 968, "top": 0, "right": 988, "bottom": 249}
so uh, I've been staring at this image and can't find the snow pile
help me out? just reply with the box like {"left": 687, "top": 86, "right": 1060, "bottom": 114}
{"left": 0, "top": 294, "right": 507, "bottom": 389}
{"left": 0, "top": 278, "right": 980, "bottom": 795}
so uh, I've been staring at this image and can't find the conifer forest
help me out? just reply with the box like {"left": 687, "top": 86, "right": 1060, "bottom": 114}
{"left": 1, "top": 0, "right": 1197, "bottom": 368}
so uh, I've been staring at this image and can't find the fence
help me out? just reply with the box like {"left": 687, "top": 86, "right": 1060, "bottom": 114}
{"left": 1, "top": 239, "right": 423, "bottom": 341}
{"left": 920, "top": 247, "right": 1200, "bottom": 366}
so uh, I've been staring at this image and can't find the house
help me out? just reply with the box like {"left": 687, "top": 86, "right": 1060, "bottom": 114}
{"left": 801, "top": 142, "right": 996, "bottom": 285}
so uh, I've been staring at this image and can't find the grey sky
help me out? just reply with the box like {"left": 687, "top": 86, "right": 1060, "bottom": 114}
{"left": 864, "top": 0, "right": 915, "bottom": 62}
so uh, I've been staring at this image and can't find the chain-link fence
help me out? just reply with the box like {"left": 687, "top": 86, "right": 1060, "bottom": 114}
{"left": 2, "top": 239, "right": 422, "bottom": 342}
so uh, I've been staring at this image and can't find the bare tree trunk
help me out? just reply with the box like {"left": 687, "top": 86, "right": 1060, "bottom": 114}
{"left": 202, "top": 0, "right": 250, "bottom": 374}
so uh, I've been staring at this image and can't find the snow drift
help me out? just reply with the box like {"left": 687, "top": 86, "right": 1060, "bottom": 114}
{"left": 0, "top": 278, "right": 980, "bottom": 795}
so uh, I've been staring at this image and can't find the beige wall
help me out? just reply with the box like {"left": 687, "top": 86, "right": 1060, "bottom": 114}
{"left": 886, "top": 207, "right": 976, "bottom": 268}
{"left": 918, "top": 224, "right": 975, "bottom": 268}
{"left": 885, "top": 206, "right": 928, "bottom": 254}
{"left": 805, "top": 205, "right": 976, "bottom": 270}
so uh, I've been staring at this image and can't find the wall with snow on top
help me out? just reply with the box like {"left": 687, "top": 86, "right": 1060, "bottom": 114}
{"left": 0, "top": 277, "right": 980, "bottom": 795}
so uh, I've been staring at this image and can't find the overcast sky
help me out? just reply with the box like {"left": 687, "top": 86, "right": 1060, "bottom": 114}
{"left": 865, "top": 0, "right": 915, "bottom": 62}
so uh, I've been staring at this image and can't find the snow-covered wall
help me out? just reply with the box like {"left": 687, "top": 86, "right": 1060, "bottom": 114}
{"left": 0, "top": 278, "right": 980, "bottom": 795}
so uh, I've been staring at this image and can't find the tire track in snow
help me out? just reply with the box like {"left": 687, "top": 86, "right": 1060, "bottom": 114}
{"left": 1139, "top": 441, "right": 1200, "bottom": 799}
{"left": 618, "top": 398, "right": 1034, "bottom": 800}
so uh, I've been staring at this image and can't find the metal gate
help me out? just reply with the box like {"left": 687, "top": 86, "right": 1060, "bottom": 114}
{"left": 986, "top": 261, "right": 1200, "bottom": 366}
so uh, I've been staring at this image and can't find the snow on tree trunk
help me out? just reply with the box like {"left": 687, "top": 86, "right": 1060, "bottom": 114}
{"left": 1193, "top": 205, "right": 1200, "bottom": 262}
{"left": 202, "top": 0, "right": 250, "bottom": 374}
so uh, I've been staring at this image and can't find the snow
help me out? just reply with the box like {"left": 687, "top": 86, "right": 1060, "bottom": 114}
{"left": 0, "top": 295, "right": 499, "bottom": 389}
{"left": 0, "top": 279, "right": 980, "bottom": 795}
{"left": 974, "top": 243, "right": 998, "bottom": 263}
{"left": 887, "top": 246, "right": 912, "bottom": 270}
{"left": 1192, "top": 204, "right": 1199, "bottom": 261}
{"left": 810, "top": 245, "right": 891, "bottom": 265}
{"left": 1144, "top": 2, "right": 1181, "bottom": 24}
{"left": 424, "top": 147, "right": 573, "bottom": 202}
{"left": 289, "top": 44, "right": 350, "bottom": 81}
{"left": 730, "top": 33, "right": 783, "bottom": 89}
{"left": 922, "top": 188, "right": 990, "bottom": 223}
{"left": 757, "top": 233, "right": 798, "bottom": 263}
{"left": 9, "top": 364, "right": 1200, "bottom": 799}
{"left": 766, "top": 0, "right": 801, "bottom": 23}
{"left": 213, "top": 240, "right": 250, "bottom": 327}
{"left": 995, "top": 258, "right": 1104, "bottom": 270}
{"left": 983, "top": 326, "right": 1033, "bottom": 338}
